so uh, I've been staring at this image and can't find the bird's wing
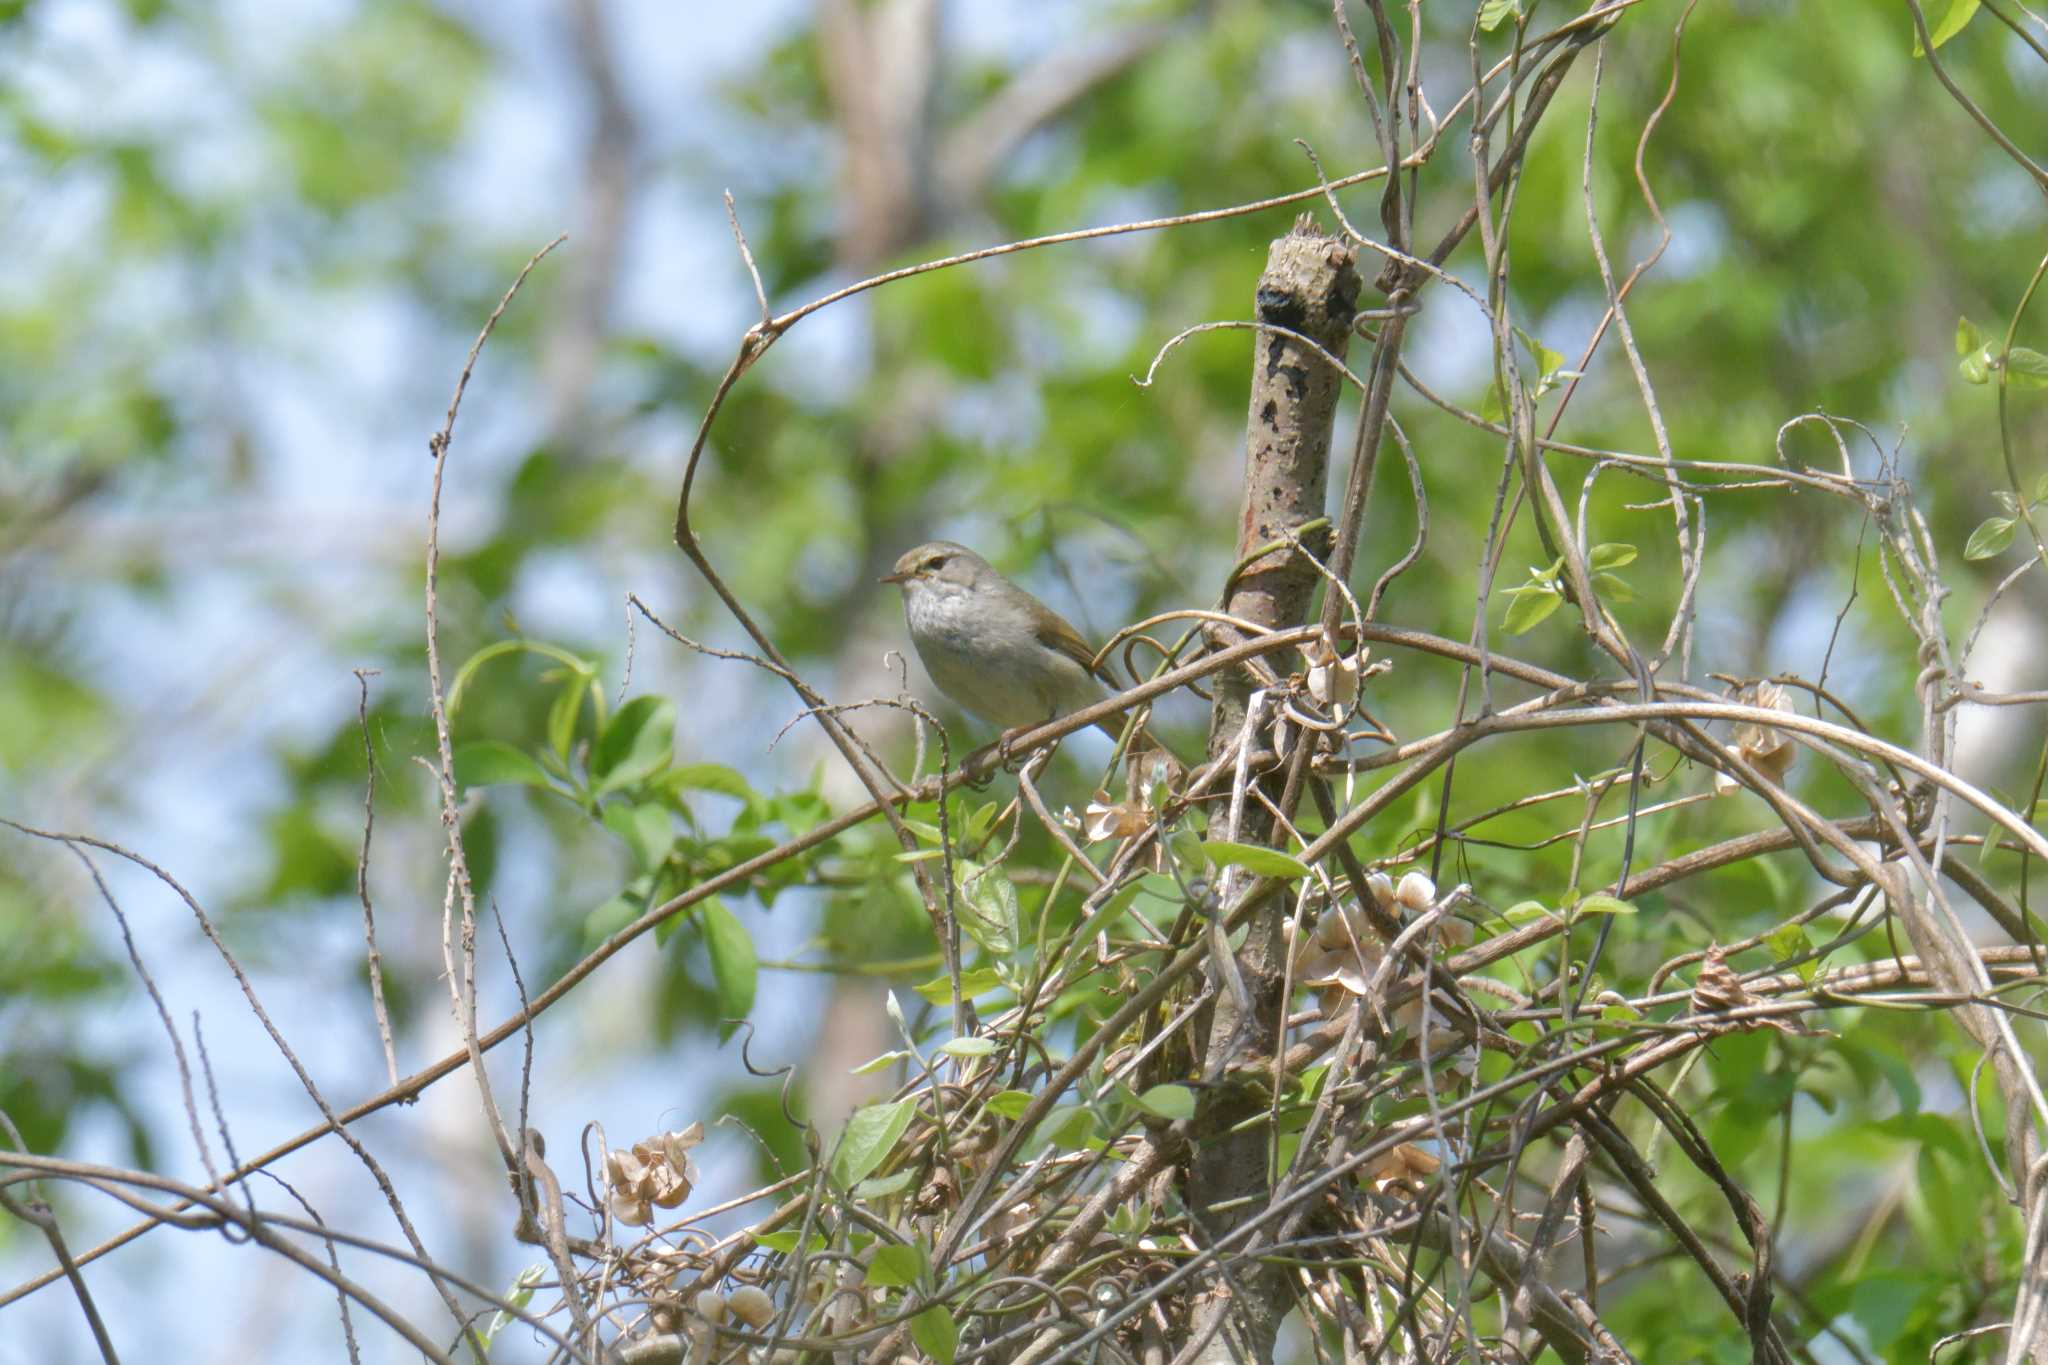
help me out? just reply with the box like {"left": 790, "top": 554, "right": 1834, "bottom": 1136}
{"left": 1034, "top": 612, "right": 1112, "bottom": 687}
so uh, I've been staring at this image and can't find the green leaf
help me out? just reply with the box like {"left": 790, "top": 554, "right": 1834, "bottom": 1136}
{"left": 1960, "top": 344, "right": 1994, "bottom": 385}
{"left": 1957, "top": 316, "right": 1985, "bottom": 356}
{"left": 911, "top": 1305, "right": 959, "bottom": 1365}
{"left": 593, "top": 880, "right": 651, "bottom": 946}
{"left": 1504, "top": 899, "right": 1555, "bottom": 924}
{"left": 591, "top": 696, "right": 675, "bottom": 794}
{"left": 481, "top": 1265, "right": 546, "bottom": 1348}
{"left": 2034, "top": 472, "right": 2048, "bottom": 504}
{"left": 1133, "top": 1084, "right": 1197, "bottom": 1121}
{"left": 854, "top": 1170, "right": 917, "bottom": 1199}
{"left": 1135, "top": 872, "right": 1186, "bottom": 904}
{"left": 831, "top": 1098, "right": 916, "bottom": 1190}
{"left": 1479, "top": 379, "right": 1506, "bottom": 423}
{"left": 938, "top": 1036, "right": 999, "bottom": 1058}
{"left": 2006, "top": 347, "right": 2048, "bottom": 390}
{"left": 664, "top": 762, "right": 754, "bottom": 801}
{"left": 1202, "top": 840, "right": 1311, "bottom": 880}
{"left": 1502, "top": 586, "right": 1562, "bottom": 634}
{"left": 601, "top": 801, "right": 674, "bottom": 871}
{"left": 1039, "top": 1106, "right": 1097, "bottom": 1150}
{"left": 701, "top": 897, "right": 757, "bottom": 1021}
{"left": 547, "top": 673, "right": 591, "bottom": 761}
{"left": 956, "top": 861, "right": 1019, "bottom": 958}
{"left": 755, "top": 1229, "right": 825, "bottom": 1256}
{"left": 1514, "top": 324, "right": 1565, "bottom": 381}
{"left": 1914, "top": 0, "right": 1980, "bottom": 54}
{"left": 985, "top": 1089, "right": 1034, "bottom": 1119}
{"left": 1588, "top": 542, "right": 1638, "bottom": 571}
{"left": 1574, "top": 894, "right": 1637, "bottom": 916}
{"left": 454, "top": 741, "right": 555, "bottom": 790}
{"left": 1965, "top": 516, "right": 2016, "bottom": 560}
{"left": 865, "top": 1243, "right": 925, "bottom": 1289}
{"left": 913, "top": 967, "right": 1006, "bottom": 1005}
{"left": 1764, "top": 922, "right": 1809, "bottom": 964}
{"left": 850, "top": 1050, "right": 911, "bottom": 1076}
{"left": 1593, "top": 572, "right": 1634, "bottom": 604}
{"left": 1477, "top": 0, "right": 1522, "bottom": 32}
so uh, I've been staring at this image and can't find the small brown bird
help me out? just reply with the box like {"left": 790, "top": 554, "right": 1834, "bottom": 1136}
{"left": 880, "top": 541, "right": 1136, "bottom": 746}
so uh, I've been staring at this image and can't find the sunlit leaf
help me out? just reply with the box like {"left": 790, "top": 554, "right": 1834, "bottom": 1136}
{"left": 1913, "top": 0, "right": 1980, "bottom": 54}
{"left": 1964, "top": 516, "right": 2016, "bottom": 560}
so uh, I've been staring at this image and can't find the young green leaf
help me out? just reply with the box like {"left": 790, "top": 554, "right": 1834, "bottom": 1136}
{"left": 701, "top": 897, "right": 757, "bottom": 1021}
{"left": 664, "top": 762, "right": 754, "bottom": 801}
{"left": 1588, "top": 542, "right": 1639, "bottom": 571}
{"left": 985, "top": 1089, "right": 1034, "bottom": 1119}
{"left": 591, "top": 695, "right": 676, "bottom": 794}
{"left": 1574, "top": 894, "right": 1638, "bottom": 916}
{"left": 854, "top": 1170, "right": 917, "bottom": 1199}
{"left": 938, "top": 1036, "right": 999, "bottom": 1058}
{"left": 1478, "top": 0, "right": 1522, "bottom": 32}
{"left": 1133, "top": 1084, "right": 1197, "bottom": 1121}
{"left": 1965, "top": 516, "right": 2016, "bottom": 560}
{"left": 1203, "top": 840, "right": 1311, "bottom": 880}
{"left": 454, "top": 740, "right": 556, "bottom": 791}
{"left": 601, "top": 801, "right": 674, "bottom": 871}
{"left": 911, "top": 1305, "right": 959, "bottom": 1365}
{"left": 1764, "top": 922, "right": 1810, "bottom": 964}
{"left": 913, "top": 967, "right": 1006, "bottom": 1005}
{"left": 864, "top": 1243, "right": 925, "bottom": 1289}
{"left": 1914, "top": 0, "right": 1980, "bottom": 55}
{"left": 1594, "top": 572, "right": 1635, "bottom": 604}
{"left": 831, "top": 1098, "right": 916, "bottom": 1190}
{"left": 2006, "top": 347, "right": 2048, "bottom": 390}
{"left": 1503, "top": 586, "right": 1563, "bottom": 634}
{"left": 957, "top": 861, "right": 1019, "bottom": 958}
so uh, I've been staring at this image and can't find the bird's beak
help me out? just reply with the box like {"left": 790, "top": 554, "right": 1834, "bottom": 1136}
{"left": 878, "top": 570, "right": 910, "bottom": 585}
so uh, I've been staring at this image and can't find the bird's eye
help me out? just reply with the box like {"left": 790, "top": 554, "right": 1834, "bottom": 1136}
{"left": 923, "top": 553, "right": 949, "bottom": 572}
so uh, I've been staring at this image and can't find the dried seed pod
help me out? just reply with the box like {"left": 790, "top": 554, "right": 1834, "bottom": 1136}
{"left": 726, "top": 1285, "right": 775, "bottom": 1328}
{"left": 611, "top": 1191, "right": 652, "bottom": 1227}
{"left": 1395, "top": 870, "right": 1436, "bottom": 912}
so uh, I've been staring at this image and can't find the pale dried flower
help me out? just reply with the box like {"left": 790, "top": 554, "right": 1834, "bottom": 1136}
{"left": 1716, "top": 679, "right": 1798, "bottom": 794}
{"left": 611, "top": 1190, "right": 653, "bottom": 1227}
{"left": 1305, "top": 634, "right": 1368, "bottom": 712}
{"left": 1365, "top": 1142, "right": 1442, "bottom": 1197}
{"left": 1083, "top": 790, "right": 1149, "bottom": 843}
